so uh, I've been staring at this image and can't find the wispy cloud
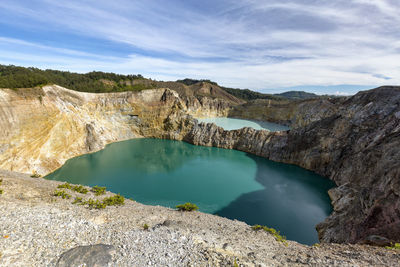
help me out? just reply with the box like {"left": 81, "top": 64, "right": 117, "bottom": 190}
{"left": 0, "top": 0, "right": 399, "bottom": 93}
{"left": 334, "top": 91, "right": 352, "bottom": 96}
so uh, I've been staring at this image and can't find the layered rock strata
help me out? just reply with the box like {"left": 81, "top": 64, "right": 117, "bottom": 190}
{"left": 229, "top": 97, "right": 340, "bottom": 128}
{"left": 184, "top": 86, "right": 400, "bottom": 244}
{"left": 0, "top": 85, "right": 195, "bottom": 174}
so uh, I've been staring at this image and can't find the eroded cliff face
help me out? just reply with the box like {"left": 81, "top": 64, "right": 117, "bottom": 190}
{"left": 184, "top": 86, "right": 400, "bottom": 244}
{"left": 180, "top": 95, "right": 233, "bottom": 118}
{"left": 1, "top": 84, "right": 399, "bottom": 246}
{"left": 229, "top": 97, "right": 340, "bottom": 128}
{"left": 0, "top": 85, "right": 196, "bottom": 175}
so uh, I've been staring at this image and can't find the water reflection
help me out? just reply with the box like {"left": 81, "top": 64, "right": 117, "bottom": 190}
{"left": 196, "top": 117, "right": 289, "bottom": 131}
{"left": 46, "top": 139, "right": 333, "bottom": 245}
{"left": 215, "top": 154, "right": 335, "bottom": 244}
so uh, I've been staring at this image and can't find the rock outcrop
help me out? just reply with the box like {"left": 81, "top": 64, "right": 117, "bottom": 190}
{"left": 0, "top": 85, "right": 195, "bottom": 175}
{"left": 184, "top": 86, "right": 400, "bottom": 244}
{"left": 229, "top": 97, "right": 340, "bottom": 128}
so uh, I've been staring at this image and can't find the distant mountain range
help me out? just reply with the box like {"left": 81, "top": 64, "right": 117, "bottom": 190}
{"left": 275, "top": 91, "right": 319, "bottom": 99}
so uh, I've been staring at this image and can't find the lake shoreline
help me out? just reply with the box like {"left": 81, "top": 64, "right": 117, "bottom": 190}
{"left": 45, "top": 138, "right": 335, "bottom": 245}
{"left": 1, "top": 169, "right": 398, "bottom": 266}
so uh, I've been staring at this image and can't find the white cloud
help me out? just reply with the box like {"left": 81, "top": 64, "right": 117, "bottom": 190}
{"left": 0, "top": 0, "right": 399, "bottom": 92}
{"left": 334, "top": 91, "right": 352, "bottom": 96}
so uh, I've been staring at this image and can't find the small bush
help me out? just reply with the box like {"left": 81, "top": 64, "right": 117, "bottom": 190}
{"left": 53, "top": 190, "right": 71, "bottom": 199}
{"left": 103, "top": 194, "right": 125, "bottom": 206}
{"left": 86, "top": 199, "right": 106, "bottom": 209}
{"left": 72, "top": 185, "right": 88, "bottom": 194}
{"left": 0, "top": 189, "right": 3, "bottom": 195}
{"left": 252, "top": 225, "right": 287, "bottom": 245}
{"left": 251, "top": 225, "right": 264, "bottom": 231}
{"left": 176, "top": 202, "right": 199, "bottom": 212}
{"left": 0, "top": 179, "right": 3, "bottom": 185}
{"left": 71, "top": 194, "right": 126, "bottom": 209}
{"left": 385, "top": 243, "right": 400, "bottom": 250}
{"left": 143, "top": 224, "right": 149, "bottom": 230}
{"left": 57, "top": 183, "right": 72, "bottom": 189}
{"left": 91, "top": 185, "right": 106, "bottom": 196}
{"left": 72, "top": 197, "right": 83, "bottom": 205}
{"left": 31, "top": 173, "right": 41, "bottom": 178}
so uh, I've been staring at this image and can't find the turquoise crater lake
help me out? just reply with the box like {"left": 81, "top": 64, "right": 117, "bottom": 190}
{"left": 196, "top": 117, "right": 290, "bottom": 131}
{"left": 46, "top": 138, "right": 334, "bottom": 245}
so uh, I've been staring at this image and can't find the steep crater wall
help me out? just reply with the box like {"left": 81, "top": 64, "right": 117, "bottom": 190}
{"left": 0, "top": 85, "right": 197, "bottom": 174}
{"left": 0, "top": 84, "right": 399, "bottom": 246}
{"left": 184, "top": 87, "right": 400, "bottom": 244}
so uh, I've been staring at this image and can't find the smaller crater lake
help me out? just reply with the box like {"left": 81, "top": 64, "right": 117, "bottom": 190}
{"left": 196, "top": 117, "right": 289, "bottom": 131}
{"left": 46, "top": 138, "right": 334, "bottom": 245}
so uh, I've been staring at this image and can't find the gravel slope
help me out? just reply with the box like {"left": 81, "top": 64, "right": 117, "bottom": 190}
{"left": 0, "top": 170, "right": 399, "bottom": 267}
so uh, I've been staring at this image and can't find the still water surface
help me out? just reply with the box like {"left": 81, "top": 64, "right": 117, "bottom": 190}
{"left": 46, "top": 138, "right": 334, "bottom": 245}
{"left": 196, "top": 117, "right": 290, "bottom": 131}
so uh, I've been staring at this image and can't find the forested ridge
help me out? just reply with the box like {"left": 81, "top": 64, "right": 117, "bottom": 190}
{"left": 0, "top": 64, "right": 325, "bottom": 100}
{"left": 0, "top": 65, "right": 151, "bottom": 93}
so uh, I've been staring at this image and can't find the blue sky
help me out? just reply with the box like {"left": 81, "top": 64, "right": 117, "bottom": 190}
{"left": 0, "top": 0, "right": 399, "bottom": 94}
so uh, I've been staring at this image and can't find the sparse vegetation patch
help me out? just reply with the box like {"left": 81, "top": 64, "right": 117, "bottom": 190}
{"left": 70, "top": 194, "right": 125, "bottom": 210}
{"left": 72, "top": 197, "right": 83, "bottom": 205}
{"left": 176, "top": 202, "right": 199, "bottom": 211}
{"left": 91, "top": 185, "right": 106, "bottom": 196}
{"left": 252, "top": 225, "right": 287, "bottom": 245}
{"left": 57, "top": 183, "right": 88, "bottom": 194}
{"left": 86, "top": 199, "right": 106, "bottom": 209}
{"left": 385, "top": 243, "right": 400, "bottom": 250}
{"left": 103, "top": 194, "right": 125, "bottom": 206}
{"left": 52, "top": 182, "right": 126, "bottom": 209}
{"left": 57, "top": 183, "right": 72, "bottom": 190}
{"left": 72, "top": 185, "right": 88, "bottom": 194}
{"left": 30, "top": 172, "right": 41, "bottom": 178}
{"left": 53, "top": 190, "right": 71, "bottom": 199}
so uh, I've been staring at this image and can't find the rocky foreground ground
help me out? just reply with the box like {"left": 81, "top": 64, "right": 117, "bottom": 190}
{"left": 0, "top": 170, "right": 399, "bottom": 267}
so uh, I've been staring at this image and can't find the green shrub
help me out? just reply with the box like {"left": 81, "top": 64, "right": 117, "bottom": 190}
{"left": 91, "top": 185, "right": 106, "bottom": 196}
{"left": 252, "top": 225, "right": 287, "bottom": 245}
{"left": 103, "top": 194, "right": 125, "bottom": 206}
{"left": 71, "top": 194, "right": 126, "bottom": 209}
{"left": 176, "top": 202, "right": 199, "bottom": 212}
{"left": 57, "top": 183, "right": 72, "bottom": 189}
{"left": 0, "top": 189, "right": 3, "bottom": 195}
{"left": 31, "top": 173, "right": 41, "bottom": 178}
{"left": 233, "top": 258, "right": 239, "bottom": 267}
{"left": 72, "top": 185, "right": 88, "bottom": 194}
{"left": 251, "top": 225, "right": 264, "bottom": 231}
{"left": 72, "top": 197, "right": 83, "bottom": 205}
{"left": 0, "top": 179, "right": 2, "bottom": 186}
{"left": 53, "top": 190, "right": 71, "bottom": 199}
{"left": 86, "top": 199, "right": 106, "bottom": 209}
{"left": 385, "top": 243, "right": 400, "bottom": 250}
{"left": 143, "top": 224, "right": 149, "bottom": 230}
